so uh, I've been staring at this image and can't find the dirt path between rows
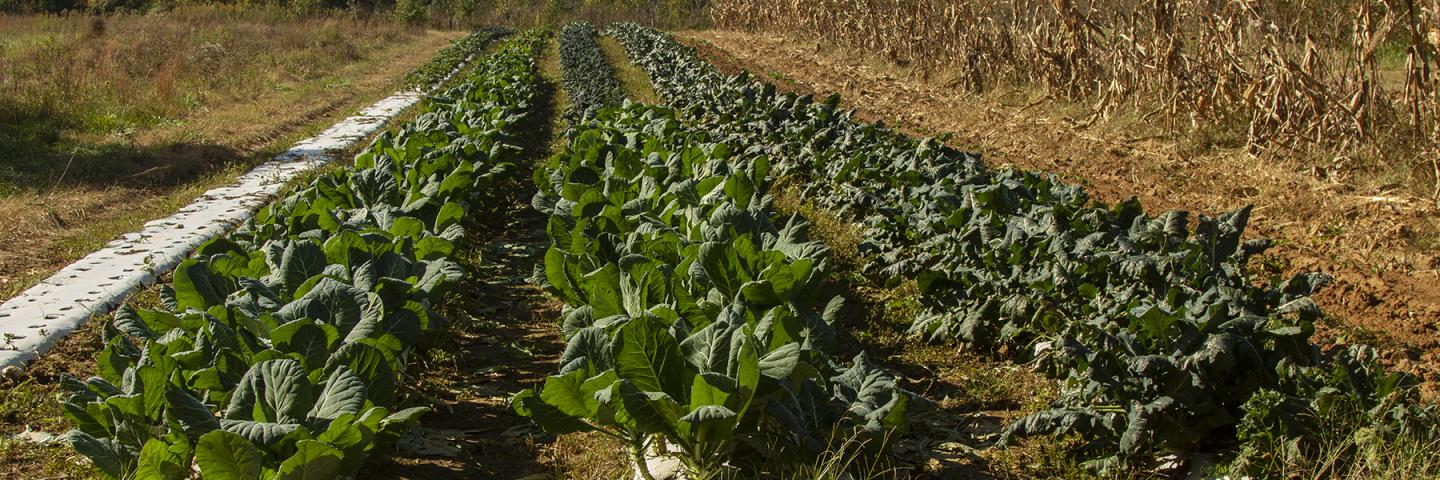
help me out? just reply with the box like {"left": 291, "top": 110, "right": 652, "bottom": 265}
{"left": 368, "top": 205, "right": 564, "bottom": 478}
{"left": 677, "top": 30, "right": 1440, "bottom": 391}
{"left": 373, "top": 38, "right": 633, "bottom": 479}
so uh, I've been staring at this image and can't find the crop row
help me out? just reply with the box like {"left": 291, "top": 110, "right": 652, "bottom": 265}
{"left": 557, "top": 21, "right": 623, "bottom": 122}
{"left": 515, "top": 43, "right": 907, "bottom": 477}
{"left": 59, "top": 31, "right": 544, "bottom": 480}
{"left": 608, "top": 24, "right": 1437, "bottom": 473}
{"left": 403, "top": 28, "right": 511, "bottom": 88}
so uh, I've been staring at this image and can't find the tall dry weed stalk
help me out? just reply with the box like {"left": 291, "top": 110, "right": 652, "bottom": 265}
{"left": 711, "top": 0, "right": 1440, "bottom": 198}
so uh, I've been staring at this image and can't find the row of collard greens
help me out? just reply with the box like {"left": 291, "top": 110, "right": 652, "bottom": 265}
{"left": 607, "top": 23, "right": 1439, "bottom": 474}
{"left": 60, "top": 31, "right": 541, "bottom": 480}
{"left": 516, "top": 24, "right": 908, "bottom": 479}
{"left": 557, "top": 21, "right": 624, "bottom": 122}
{"left": 403, "top": 28, "right": 510, "bottom": 88}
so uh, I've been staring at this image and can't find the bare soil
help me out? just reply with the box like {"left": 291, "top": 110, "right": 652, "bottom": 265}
{"left": 676, "top": 30, "right": 1440, "bottom": 393}
{"left": 373, "top": 45, "right": 632, "bottom": 478}
{"left": 367, "top": 206, "right": 569, "bottom": 479}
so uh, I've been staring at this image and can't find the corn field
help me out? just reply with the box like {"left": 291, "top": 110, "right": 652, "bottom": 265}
{"left": 711, "top": 0, "right": 1440, "bottom": 198}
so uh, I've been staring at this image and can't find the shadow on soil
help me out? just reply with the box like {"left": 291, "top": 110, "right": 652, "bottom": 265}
{"left": 364, "top": 208, "right": 562, "bottom": 478}
{"left": 0, "top": 102, "right": 247, "bottom": 195}
{"left": 364, "top": 70, "right": 566, "bottom": 479}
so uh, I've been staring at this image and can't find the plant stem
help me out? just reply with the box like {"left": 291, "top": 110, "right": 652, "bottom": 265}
{"left": 632, "top": 440, "right": 659, "bottom": 480}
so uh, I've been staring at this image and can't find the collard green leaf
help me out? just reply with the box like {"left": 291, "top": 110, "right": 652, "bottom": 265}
{"left": 195, "top": 430, "right": 264, "bottom": 480}
{"left": 513, "top": 389, "right": 594, "bottom": 434}
{"left": 136, "top": 437, "right": 190, "bottom": 480}
{"left": 224, "top": 359, "right": 312, "bottom": 425}
{"left": 174, "top": 259, "right": 232, "bottom": 312}
{"left": 308, "top": 367, "right": 367, "bottom": 421}
{"left": 616, "top": 380, "right": 685, "bottom": 440}
{"left": 613, "top": 315, "right": 692, "bottom": 397}
{"left": 166, "top": 386, "right": 221, "bottom": 436}
{"left": 324, "top": 342, "right": 396, "bottom": 407}
{"left": 560, "top": 326, "right": 613, "bottom": 372}
{"left": 64, "top": 430, "right": 128, "bottom": 479}
{"left": 538, "top": 367, "right": 595, "bottom": 420}
{"left": 275, "top": 440, "right": 344, "bottom": 480}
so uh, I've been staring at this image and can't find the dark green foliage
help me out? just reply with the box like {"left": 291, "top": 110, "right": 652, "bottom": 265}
{"left": 404, "top": 27, "right": 511, "bottom": 88}
{"left": 557, "top": 21, "right": 624, "bottom": 122}
{"left": 514, "top": 101, "right": 907, "bottom": 478}
{"left": 607, "top": 23, "right": 1438, "bottom": 473}
{"left": 60, "top": 31, "right": 546, "bottom": 479}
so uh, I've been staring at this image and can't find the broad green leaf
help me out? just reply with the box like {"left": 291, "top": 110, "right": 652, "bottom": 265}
{"left": 560, "top": 326, "right": 613, "bottom": 371}
{"left": 276, "top": 240, "right": 328, "bottom": 296}
{"left": 224, "top": 359, "right": 312, "bottom": 424}
{"left": 136, "top": 437, "right": 189, "bottom": 480}
{"left": 270, "top": 320, "right": 331, "bottom": 372}
{"left": 195, "top": 430, "right": 263, "bottom": 480}
{"left": 758, "top": 343, "right": 802, "bottom": 380}
{"left": 434, "top": 201, "right": 465, "bottom": 231}
{"left": 539, "top": 368, "right": 595, "bottom": 419}
{"left": 275, "top": 440, "right": 344, "bottom": 480}
{"left": 689, "top": 372, "right": 735, "bottom": 412}
{"left": 174, "top": 259, "right": 231, "bottom": 311}
{"left": 64, "top": 430, "right": 127, "bottom": 479}
{"left": 680, "top": 315, "right": 736, "bottom": 373}
{"left": 613, "top": 315, "right": 691, "bottom": 397}
{"left": 616, "top": 380, "right": 685, "bottom": 441}
{"left": 166, "top": 386, "right": 221, "bottom": 436}
{"left": 218, "top": 419, "right": 303, "bottom": 447}
{"left": 415, "top": 236, "right": 455, "bottom": 261}
{"left": 388, "top": 216, "right": 427, "bottom": 239}
{"left": 580, "top": 264, "right": 624, "bottom": 318}
{"left": 544, "top": 248, "right": 581, "bottom": 302}
{"left": 513, "top": 389, "right": 594, "bottom": 434}
{"left": 323, "top": 342, "right": 396, "bottom": 407}
{"left": 308, "top": 367, "right": 367, "bottom": 421}
{"left": 322, "top": 231, "right": 370, "bottom": 268}
{"left": 278, "top": 277, "right": 368, "bottom": 337}
{"left": 679, "top": 404, "right": 738, "bottom": 442}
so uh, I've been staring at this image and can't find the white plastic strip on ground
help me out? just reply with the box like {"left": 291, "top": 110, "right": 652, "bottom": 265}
{"left": 0, "top": 54, "right": 481, "bottom": 369}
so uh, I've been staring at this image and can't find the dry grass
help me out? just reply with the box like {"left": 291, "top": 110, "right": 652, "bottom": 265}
{"left": 598, "top": 35, "right": 659, "bottom": 104}
{"left": 540, "top": 432, "right": 631, "bottom": 479}
{"left": 524, "top": 0, "right": 707, "bottom": 30}
{"left": 711, "top": 0, "right": 1440, "bottom": 202}
{"left": 540, "top": 33, "right": 572, "bottom": 132}
{"left": 0, "top": 7, "right": 465, "bottom": 301}
{"left": 771, "top": 184, "right": 864, "bottom": 268}
{"left": 0, "top": 8, "right": 422, "bottom": 183}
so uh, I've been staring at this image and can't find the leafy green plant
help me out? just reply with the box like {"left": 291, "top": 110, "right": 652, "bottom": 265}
{"left": 514, "top": 98, "right": 907, "bottom": 478}
{"left": 58, "top": 30, "right": 547, "bottom": 479}
{"left": 557, "top": 21, "right": 623, "bottom": 122}
{"left": 403, "top": 28, "right": 511, "bottom": 88}
{"left": 606, "top": 22, "right": 1439, "bottom": 475}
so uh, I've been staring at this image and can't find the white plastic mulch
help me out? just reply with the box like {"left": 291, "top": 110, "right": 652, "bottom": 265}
{"left": 0, "top": 90, "right": 432, "bottom": 370}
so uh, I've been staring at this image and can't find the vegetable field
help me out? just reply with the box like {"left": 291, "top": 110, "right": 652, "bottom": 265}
{"left": 3, "top": 18, "right": 1437, "bottom": 480}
